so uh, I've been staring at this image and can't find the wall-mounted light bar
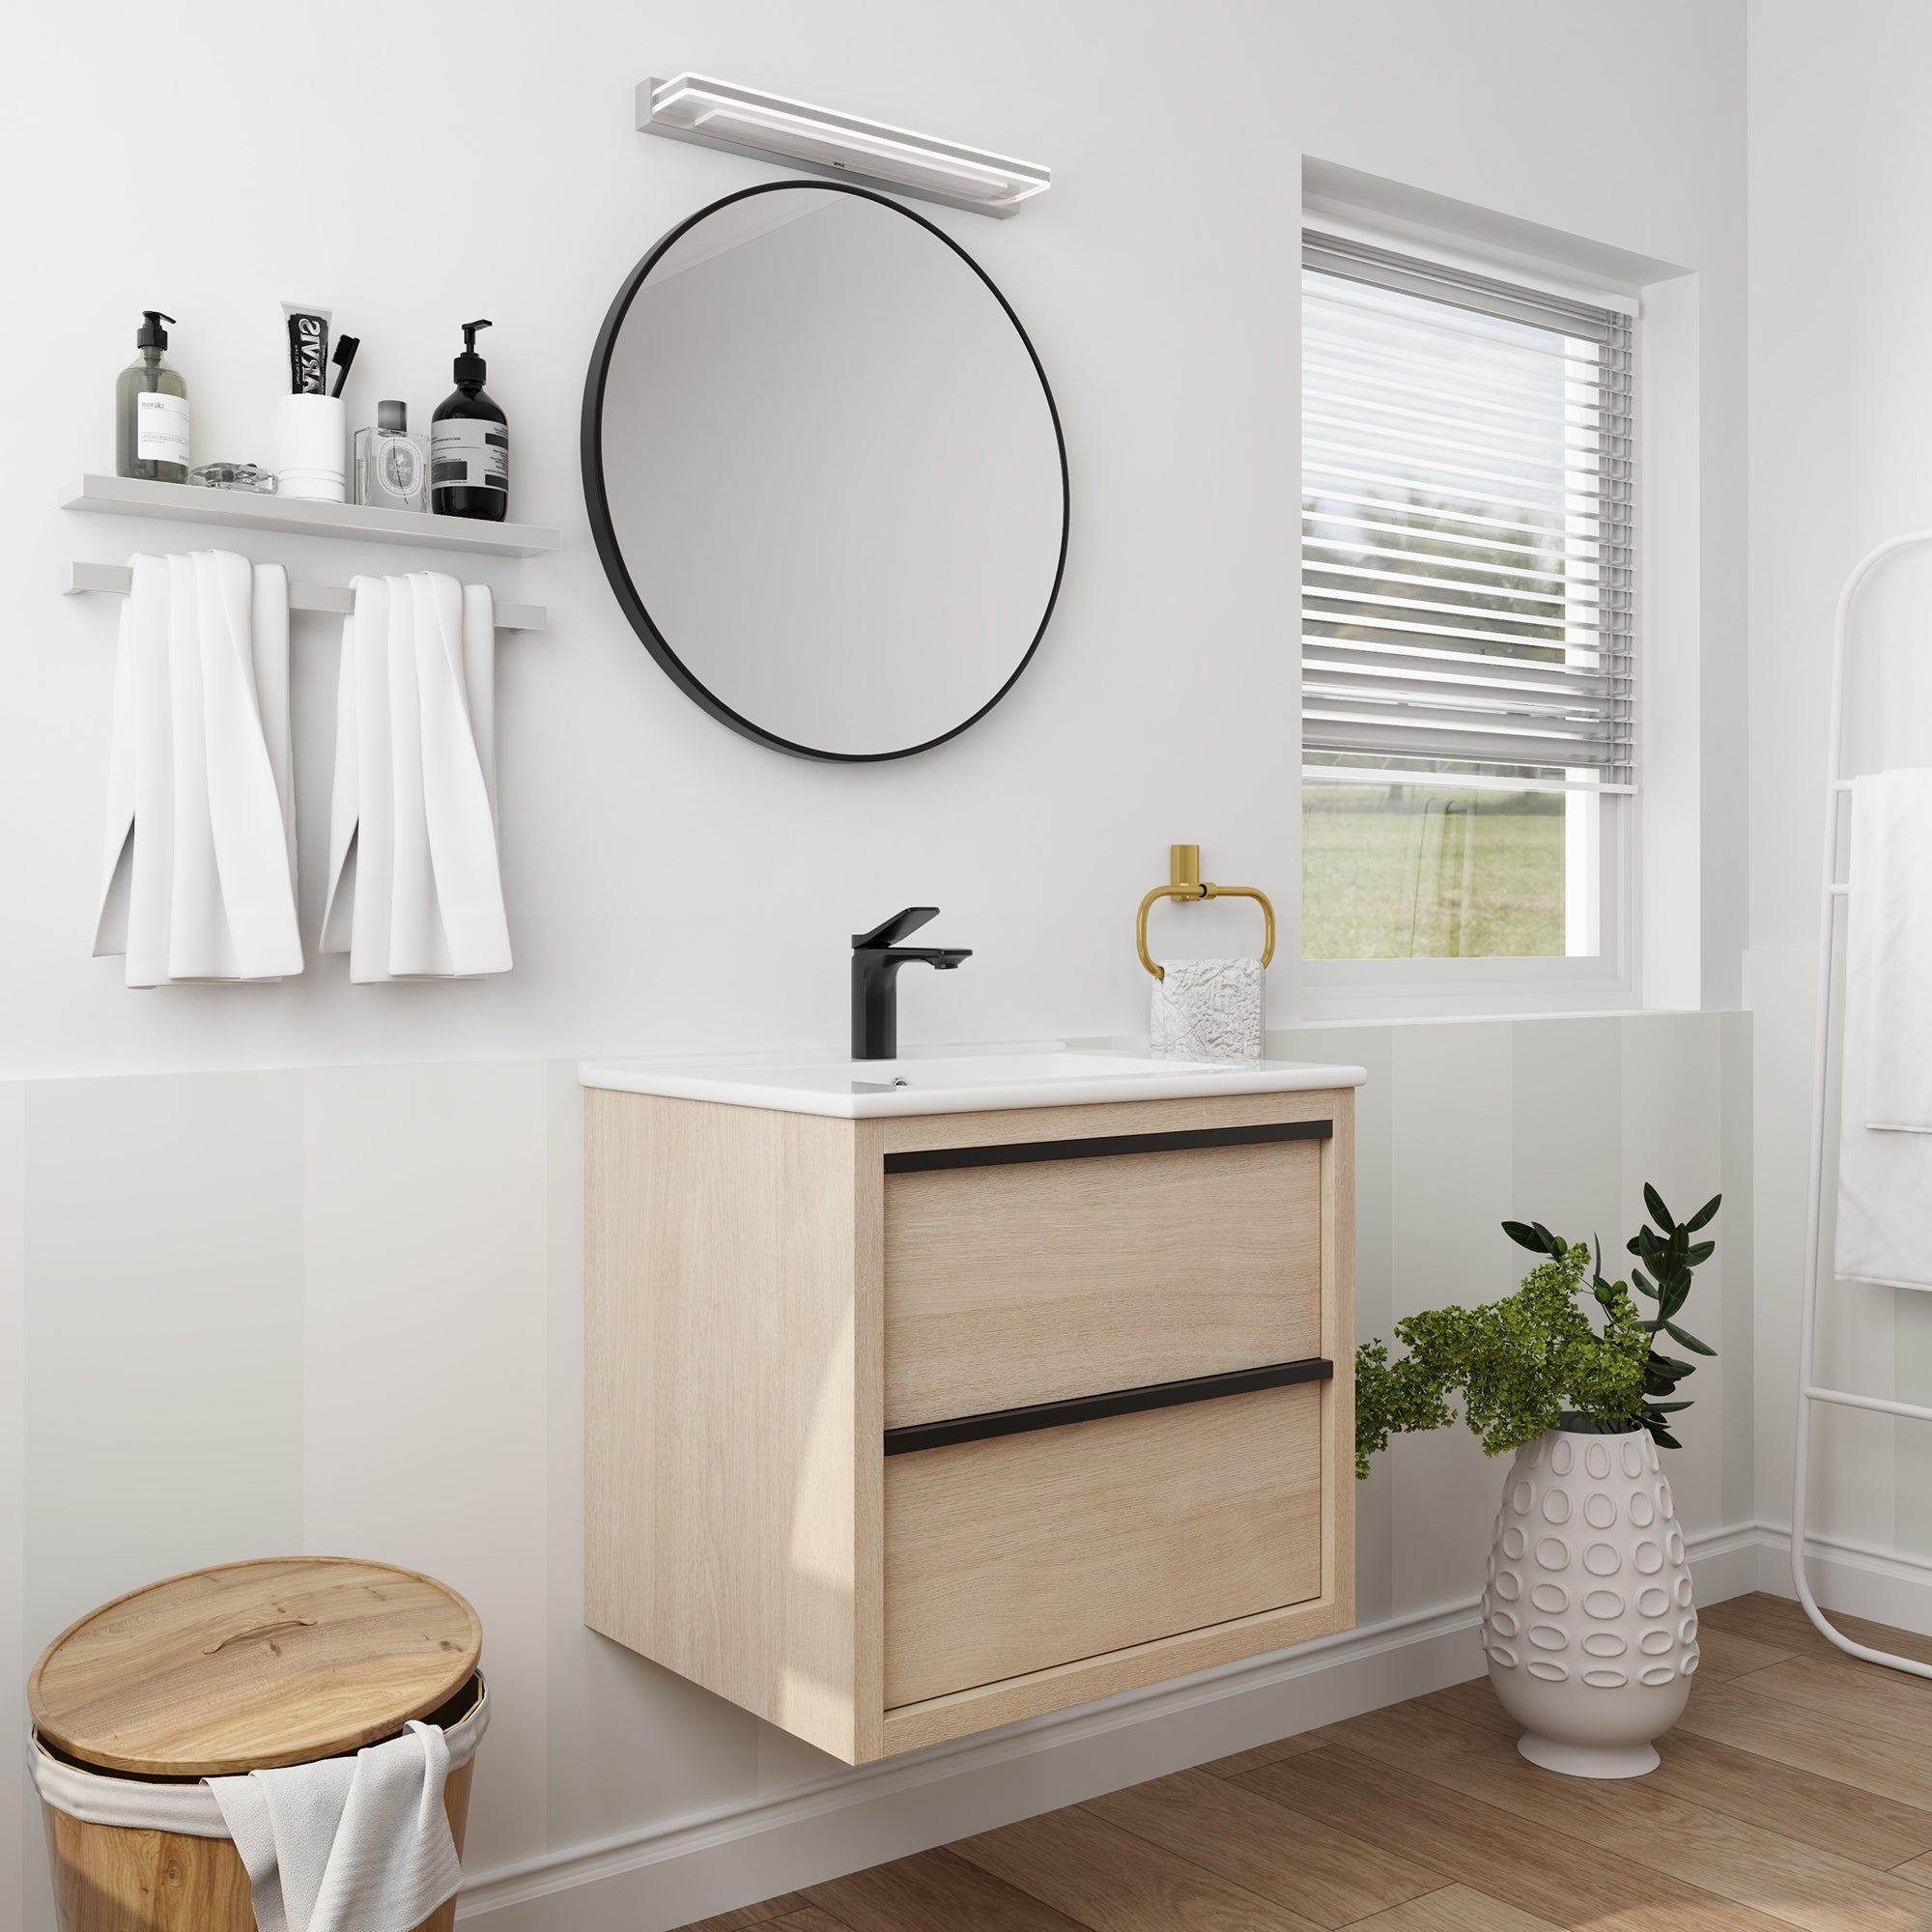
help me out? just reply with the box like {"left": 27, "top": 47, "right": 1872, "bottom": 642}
{"left": 638, "top": 74, "right": 1050, "bottom": 217}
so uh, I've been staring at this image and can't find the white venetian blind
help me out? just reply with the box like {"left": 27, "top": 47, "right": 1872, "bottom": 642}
{"left": 1301, "top": 232, "right": 1634, "bottom": 789}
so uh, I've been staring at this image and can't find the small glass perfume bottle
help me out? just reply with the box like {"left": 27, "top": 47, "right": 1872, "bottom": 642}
{"left": 353, "top": 400, "right": 429, "bottom": 512}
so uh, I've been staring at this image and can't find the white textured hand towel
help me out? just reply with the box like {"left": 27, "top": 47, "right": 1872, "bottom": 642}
{"left": 92, "top": 550, "right": 300, "bottom": 985}
{"left": 321, "top": 572, "right": 511, "bottom": 981}
{"left": 1150, "top": 957, "right": 1264, "bottom": 1062}
{"left": 1837, "top": 769, "right": 1932, "bottom": 1288}
{"left": 207, "top": 1720, "right": 463, "bottom": 1932}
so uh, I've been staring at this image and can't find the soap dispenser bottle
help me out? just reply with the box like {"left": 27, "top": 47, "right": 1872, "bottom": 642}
{"left": 431, "top": 319, "right": 507, "bottom": 521}
{"left": 116, "top": 310, "right": 190, "bottom": 484}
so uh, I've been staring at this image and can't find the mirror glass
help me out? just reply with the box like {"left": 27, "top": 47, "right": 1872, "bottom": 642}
{"left": 585, "top": 183, "right": 1067, "bottom": 760}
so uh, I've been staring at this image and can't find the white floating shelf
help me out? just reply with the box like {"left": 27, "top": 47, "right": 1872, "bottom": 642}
{"left": 61, "top": 474, "right": 560, "bottom": 558}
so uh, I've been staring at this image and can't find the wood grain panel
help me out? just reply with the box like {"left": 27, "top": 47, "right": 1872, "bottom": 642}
{"left": 1672, "top": 1676, "right": 1932, "bottom": 1810}
{"left": 1728, "top": 1653, "right": 1932, "bottom": 1748}
{"left": 1082, "top": 1768, "right": 1444, "bottom": 1928}
{"left": 878, "top": 1086, "right": 1348, "bottom": 1157}
{"left": 1688, "top": 1625, "right": 1794, "bottom": 1682}
{"left": 884, "top": 1384, "right": 1321, "bottom": 1708}
{"left": 1699, "top": 1592, "right": 1932, "bottom": 1667}
{"left": 1317, "top": 1700, "right": 1932, "bottom": 1932}
{"left": 1240, "top": 1747, "right": 1801, "bottom": 1932}
{"left": 29, "top": 1558, "right": 480, "bottom": 1776}
{"left": 41, "top": 1760, "right": 473, "bottom": 1932}
{"left": 879, "top": 1600, "right": 1352, "bottom": 1758}
{"left": 952, "top": 1804, "right": 1327, "bottom": 1931}
{"left": 583, "top": 1090, "right": 882, "bottom": 1763}
{"left": 1424, "top": 1676, "right": 1932, "bottom": 1869}
{"left": 884, "top": 1139, "right": 1319, "bottom": 1427}
{"left": 809, "top": 1847, "right": 1091, "bottom": 1931}
{"left": 1344, "top": 1888, "right": 1563, "bottom": 1932}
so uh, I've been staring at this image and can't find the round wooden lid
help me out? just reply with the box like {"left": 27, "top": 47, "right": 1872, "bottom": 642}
{"left": 28, "top": 1557, "right": 483, "bottom": 1777}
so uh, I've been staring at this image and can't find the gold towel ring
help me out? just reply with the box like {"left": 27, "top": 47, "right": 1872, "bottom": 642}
{"left": 1136, "top": 845, "right": 1276, "bottom": 980}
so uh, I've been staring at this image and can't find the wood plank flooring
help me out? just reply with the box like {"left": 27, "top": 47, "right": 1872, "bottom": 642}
{"left": 673, "top": 1595, "right": 1932, "bottom": 1932}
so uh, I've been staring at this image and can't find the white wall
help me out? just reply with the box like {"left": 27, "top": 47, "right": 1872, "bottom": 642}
{"left": 0, "top": 0, "right": 1746, "bottom": 1078}
{"left": 1748, "top": 0, "right": 1932, "bottom": 1580}
{"left": 0, "top": 1, "right": 1751, "bottom": 1926}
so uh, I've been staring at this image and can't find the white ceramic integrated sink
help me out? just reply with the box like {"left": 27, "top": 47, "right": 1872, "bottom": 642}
{"left": 578, "top": 1046, "right": 1369, "bottom": 1119}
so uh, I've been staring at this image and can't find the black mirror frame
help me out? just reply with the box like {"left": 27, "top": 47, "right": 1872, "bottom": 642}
{"left": 581, "top": 180, "right": 1070, "bottom": 763}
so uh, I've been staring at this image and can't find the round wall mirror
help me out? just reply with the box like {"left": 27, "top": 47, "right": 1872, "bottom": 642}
{"left": 583, "top": 182, "right": 1068, "bottom": 761}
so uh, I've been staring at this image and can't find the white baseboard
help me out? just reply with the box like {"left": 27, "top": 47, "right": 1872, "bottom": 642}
{"left": 458, "top": 1520, "right": 1764, "bottom": 1931}
{"left": 1753, "top": 1520, "right": 1932, "bottom": 1637}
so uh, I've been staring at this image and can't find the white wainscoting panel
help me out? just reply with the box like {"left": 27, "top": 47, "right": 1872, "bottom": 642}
{"left": 302, "top": 1061, "right": 553, "bottom": 1871}
{"left": 5, "top": 1017, "right": 1753, "bottom": 1931}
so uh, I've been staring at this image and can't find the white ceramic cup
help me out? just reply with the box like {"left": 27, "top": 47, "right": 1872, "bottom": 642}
{"left": 276, "top": 393, "right": 347, "bottom": 502}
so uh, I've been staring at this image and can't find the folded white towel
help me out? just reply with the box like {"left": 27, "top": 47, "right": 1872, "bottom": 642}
{"left": 322, "top": 573, "right": 511, "bottom": 981}
{"left": 207, "top": 1720, "right": 464, "bottom": 1932}
{"left": 1150, "top": 957, "right": 1264, "bottom": 1063}
{"left": 1852, "top": 770, "right": 1932, "bottom": 1130}
{"left": 1837, "top": 770, "right": 1932, "bottom": 1289}
{"left": 92, "top": 550, "right": 301, "bottom": 986}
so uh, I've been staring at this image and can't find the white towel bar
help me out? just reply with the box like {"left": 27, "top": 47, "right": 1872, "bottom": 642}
{"left": 63, "top": 561, "right": 545, "bottom": 633}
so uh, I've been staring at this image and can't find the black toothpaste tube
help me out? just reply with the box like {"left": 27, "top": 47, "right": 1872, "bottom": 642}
{"left": 282, "top": 301, "right": 332, "bottom": 395}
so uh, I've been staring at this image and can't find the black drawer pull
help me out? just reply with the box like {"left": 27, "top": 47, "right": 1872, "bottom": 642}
{"left": 885, "top": 1119, "right": 1331, "bottom": 1175}
{"left": 884, "top": 1357, "right": 1333, "bottom": 1456}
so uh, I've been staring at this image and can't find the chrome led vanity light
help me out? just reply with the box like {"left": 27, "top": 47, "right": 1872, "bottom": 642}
{"left": 637, "top": 74, "right": 1051, "bottom": 216}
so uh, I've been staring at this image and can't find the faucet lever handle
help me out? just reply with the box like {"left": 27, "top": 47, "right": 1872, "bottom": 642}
{"left": 853, "top": 906, "right": 940, "bottom": 950}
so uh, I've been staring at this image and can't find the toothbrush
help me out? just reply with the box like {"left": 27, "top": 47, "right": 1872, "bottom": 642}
{"left": 329, "top": 335, "right": 360, "bottom": 398}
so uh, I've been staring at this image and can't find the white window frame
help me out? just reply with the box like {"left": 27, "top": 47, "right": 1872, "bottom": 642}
{"left": 1298, "top": 216, "right": 1642, "bottom": 1022}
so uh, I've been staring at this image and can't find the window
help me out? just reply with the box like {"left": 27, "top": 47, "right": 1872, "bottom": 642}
{"left": 1300, "top": 232, "right": 1634, "bottom": 976}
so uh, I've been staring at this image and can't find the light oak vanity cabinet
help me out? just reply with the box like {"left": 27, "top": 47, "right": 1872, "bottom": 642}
{"left": 584, "top": 1074, "right": 1357, "bottom": 1764}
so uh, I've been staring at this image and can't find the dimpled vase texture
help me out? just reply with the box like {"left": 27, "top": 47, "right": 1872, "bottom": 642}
{"left": 1481, "top": 1424, "right": 1696, "bottom": 1777}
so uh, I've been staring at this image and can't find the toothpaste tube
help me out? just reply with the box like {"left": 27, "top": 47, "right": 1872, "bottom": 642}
{"left": 282, "top": 301, "right": 332, "bottom": 395}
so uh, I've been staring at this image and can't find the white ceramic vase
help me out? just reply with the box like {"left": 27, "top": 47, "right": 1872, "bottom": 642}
{"left": 1480, "top": 1419, "right": 1698, "bottom": 1777}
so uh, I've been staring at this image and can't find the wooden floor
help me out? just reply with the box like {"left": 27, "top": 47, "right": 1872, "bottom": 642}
{"left": 675, "top": 1595, "right": 1932, "bottom": 1932}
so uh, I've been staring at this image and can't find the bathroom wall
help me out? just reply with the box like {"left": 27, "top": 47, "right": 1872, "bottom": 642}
{"left": 1747, "top": 1, "right": 1932, "bottom": 1601}
{"left": 0, "top": 0, "right": 1747, "bottom": 1078}
{"left": 0, "top": 0, "right": 1750, "bottom": 1927}
{"left": 1, "top": 1017, "right": 1749, "bottom": 1930}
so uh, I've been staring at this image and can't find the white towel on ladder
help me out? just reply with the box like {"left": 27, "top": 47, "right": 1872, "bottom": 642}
{"left": 321, "top": 572, "right": 511, "bottom": 981}
{"left": 92, "top": 551, "right": 300, "bottom": 986}
{"left": 1836, "top": 769, "right": 1932, "bottom": 1289}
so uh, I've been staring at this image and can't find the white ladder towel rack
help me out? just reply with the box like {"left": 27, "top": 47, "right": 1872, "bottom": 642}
{"left": 1793, "top": 527, "right": 1932, "bottom": 1677}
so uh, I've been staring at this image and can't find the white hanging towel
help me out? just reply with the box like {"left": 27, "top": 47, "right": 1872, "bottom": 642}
{"left": 1836, "top": 769, "right": 1932, "bottom": 1289}
{"left": 206, "top": 1720, "right": 464, "bottom": 1932}
{"left": 1150, "top": 957, "right": 1264, "bottom": 1062}
{"left": 92, "top": 550, "right": 300, "bottom": 986}
{"left": 321, "top": 572, "right": 511, "bottom": 981}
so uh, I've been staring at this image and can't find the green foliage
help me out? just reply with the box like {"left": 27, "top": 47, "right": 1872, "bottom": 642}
{"left": 1502, "top": 1188, "right": 1721, "bottom": 1451}
{"left": 1353, "top": 1242, "right": 1647, "bottom": 1479}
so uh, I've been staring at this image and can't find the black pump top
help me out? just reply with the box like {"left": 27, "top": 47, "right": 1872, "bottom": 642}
{"left": 453, "top": 319, "right": 492, "bottom": 386}
{"left": 136, "top": 310, "right": 175, "bottom": 351}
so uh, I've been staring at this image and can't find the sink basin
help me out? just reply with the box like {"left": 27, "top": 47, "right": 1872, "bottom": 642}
{"left": 578, "top": 1046, "right": 1369, "bottom": 1118}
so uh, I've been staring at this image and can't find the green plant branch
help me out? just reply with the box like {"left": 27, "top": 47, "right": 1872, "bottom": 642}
{"left": 1354, "top": 1242, "right": 1646, "bottom": 1479}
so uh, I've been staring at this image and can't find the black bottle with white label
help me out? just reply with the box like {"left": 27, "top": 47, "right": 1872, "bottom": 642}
{"left": 431, "top": 319, "right": 508, "bottom": 521}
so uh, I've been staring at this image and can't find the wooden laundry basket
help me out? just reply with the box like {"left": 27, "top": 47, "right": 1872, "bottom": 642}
{"left": 29, "top": 1557, "right": 484, "bottom": 1932}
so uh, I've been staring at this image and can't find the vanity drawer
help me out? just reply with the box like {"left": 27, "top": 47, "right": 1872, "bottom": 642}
{"left": 884, "top": 1127, "right": 1323, "bottom": 1429}
{"left": 883, "top": 1381, "right": 1322, "bottom": 1708}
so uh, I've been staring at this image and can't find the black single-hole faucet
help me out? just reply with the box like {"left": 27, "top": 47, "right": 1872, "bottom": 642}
{"left": 851, "top": 908, "right": 972, "bottom": 1060}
